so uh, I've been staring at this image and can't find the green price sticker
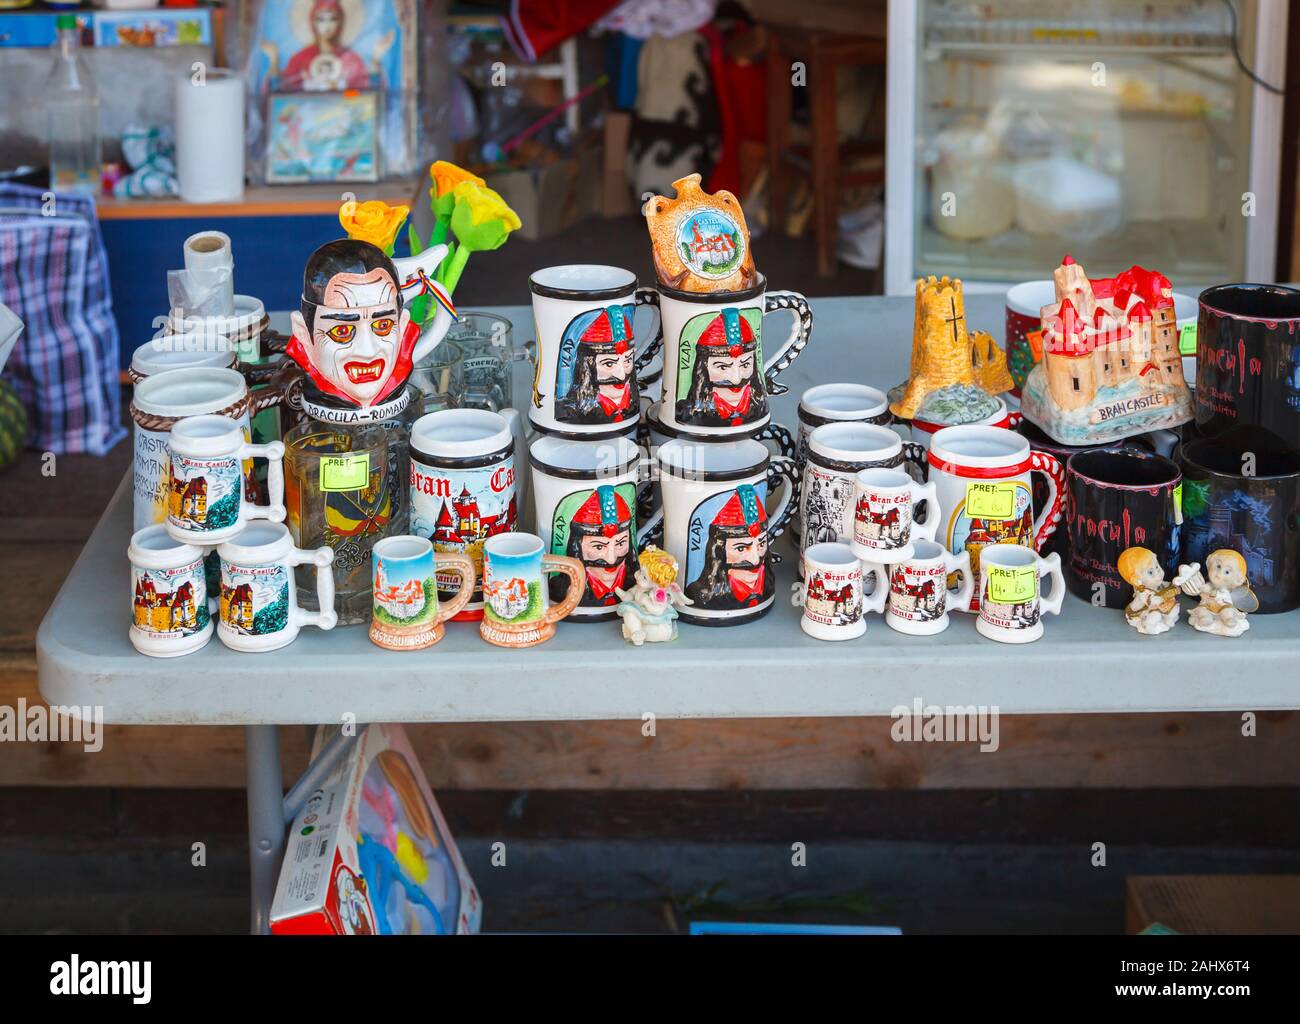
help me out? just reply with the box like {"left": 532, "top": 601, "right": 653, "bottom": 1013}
{"left": 966, "top": 481, "right": 1017, "bottom": 520}
{"left": 988, "top": 565, "right": 1037, "bottom": 604}
{"left": 319, "top": 453, "right": 370, "bottom": 492}
{"left": 1178, "top": 322, "right": 1197, "bottom": 356}
{"left": 1174, "top": 482, "right": 1183, "bottom": 520}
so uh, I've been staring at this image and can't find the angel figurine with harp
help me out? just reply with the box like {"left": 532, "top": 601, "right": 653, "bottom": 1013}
{"left": 1174, "top": 549, "right": 1258, "bottom": 637}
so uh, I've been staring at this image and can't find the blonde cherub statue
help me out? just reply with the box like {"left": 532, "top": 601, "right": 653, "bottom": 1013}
{"left": 1174, "top": 549, "right": 1258, "bottom": 637}
{"left": 614, "top": 546, "right": 693, "bottom": 646}
{"left": 1117, "top": 547, "right": 1180, "bottom": 635}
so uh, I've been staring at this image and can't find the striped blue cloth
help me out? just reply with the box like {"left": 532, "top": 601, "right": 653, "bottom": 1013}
{"left": 0, "top": 183, "right": 125, "bottom": 455}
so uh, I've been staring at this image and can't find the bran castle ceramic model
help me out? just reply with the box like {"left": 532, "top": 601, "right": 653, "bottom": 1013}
{"left": 1019, "top": 256, "right": 1193, "bottom": 446}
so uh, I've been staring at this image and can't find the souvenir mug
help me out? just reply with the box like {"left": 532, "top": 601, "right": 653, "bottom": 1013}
{"left": 1195, "top": 283, "right": 1300, "bottom": 452}
{"left": 369, "top": 536, "right": 476, "bottom": 650}
{"left": 530, "top": 434, "right": 651, "bottom": 621}
{"left": 410, "top": 408, "right": 522, "bottom": 621}
{"left": 479, "top": 532, "right": 586, "bottom": 648}
{"left": 851, "top": 467, "right": 939, "bottom": 563}
{"left": 927, "top": 424, "right": 1064, "bottom": 606}
{"left": 128, "top": 332, "right": 236, "bottom": 383}
{"left": 975, "top": 544, "right": 1065, "bottom": 644}
{"left": 1004, "top": 280, "right": 1056, "bottom": 394}
{"left": 165, "top": 414, "right": 285, "bottom": 544}
{"left": 128, "top": 524, "right": 215, "bottom": 658}
{"left": 869, "top": 540, "right": 974, "bottom": 637}
{"left": 795, "top": 542, "right": 887, "bottom": 641}
{"left": 1064, "top": 448, "right": 1182, "bottom": 608}
{"left": 1177, "top": 435, "right": 1300, "bottom": 614}
{"left": 793, "top": 383, "right": 893, "bottom": 538}
{"left": 216, "top": 522, "right": 336, "bottom": 653}
{"left": 655, "top": 438, "right": 799, "bottom": 625}
{"left": 910, "top": 396, "right": 1019, "bottom": 451}
{"left": 655, "top": 275, "right": 812, "bottom": 440}
{"left": 528, "top": 265, "right": 662, "bottom": 439}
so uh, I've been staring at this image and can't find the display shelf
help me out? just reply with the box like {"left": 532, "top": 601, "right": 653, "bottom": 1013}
{"left": 95, "top": 181, "right": 420, "bottom": 221}
{"left": 37, "top": 295, "right": 1300, "bottom": 726}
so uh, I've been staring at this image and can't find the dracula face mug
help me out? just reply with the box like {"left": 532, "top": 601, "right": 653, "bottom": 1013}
{"left": 976, "top": 543, "right": 1065, "bottom": 645}
{"left": 851, "top": 467, "right": 940, "bottom": 563}
{"left": 655, "top": 274, "right": 813, "bottom": 440}
{"left": 369, "top": 535, "right": 476, "bottom": 651}
{"left": 215, "top": 522, "right": 336, "bottom": 653}
{"left": 165, "top": 415, "right": 286, "bottom": 544}
{"left": 655, "top": 438, "right": 799, "bottom": 625}
{"left": 795, "top": 542, "right": 887, "bottom": 641}
{"left": 479, "top": 532, "right": 586, "bottom": 648}
{"left": 870, "top": 539, "right": 974, "bottom": 637}
{"left": 128, "top": 524, "right": 216, "bottom": 658}
{"left": 529, "top": 265, "right": 662, "bottom": 439}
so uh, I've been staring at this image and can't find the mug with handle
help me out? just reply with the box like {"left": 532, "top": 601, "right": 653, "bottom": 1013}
{"left": 216, "top": 522, "right": 336, "bottom": 653}
{"left": 479, "top": 532, "right": 587, "bottom": 648}
{"left": 795, "top": 541, "right": 888, "bottom": 641}
{"left": 850, "top": 467, "right": 940, "bottom": 563}
{"left": 869, "top": 539, "right": 974, "bottom": 637}
{"left": 166, "top": 414, "right": 285, "bottom": 544}
{"left": 128, "top": 524, "right": 217, "bottom": 658}
{"left": 369, "top": 535, "right": 476, "bottom": 650}
{"left": 976, "top": 543, "right": 1065, "bottom": 644}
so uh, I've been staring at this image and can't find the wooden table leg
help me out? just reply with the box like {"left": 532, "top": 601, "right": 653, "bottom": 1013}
{"left": 766, "top": 35, "right": 792, "bottom": 236}
{"left": 810, "top": 48, "right": 840, "bottom": 276}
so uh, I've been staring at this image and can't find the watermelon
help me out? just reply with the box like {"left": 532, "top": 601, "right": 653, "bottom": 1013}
{"left": 0, "top": 378, "right": 28, "bottom": 472}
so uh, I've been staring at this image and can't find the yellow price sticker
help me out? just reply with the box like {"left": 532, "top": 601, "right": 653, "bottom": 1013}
{"left": 319, "top": 454, "right": 370, "bottom": 492}
{"left": 988, "top": 566, "right": 1037, "bottom": 604}
{"left": 966, "top": 481, "right": 1018, "bottom": 520}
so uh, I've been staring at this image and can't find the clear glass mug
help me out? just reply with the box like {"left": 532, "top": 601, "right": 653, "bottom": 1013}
{"left": 445, "top": 312, "right": 523, "bottom": 413}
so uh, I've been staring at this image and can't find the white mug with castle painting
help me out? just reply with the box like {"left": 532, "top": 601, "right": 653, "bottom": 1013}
{"left": 216, "top": 522, "right": 336, "bottom": 653}
{"left": 868, "top": 540, "right": 974, "bottom": 637}
{"left": 128, "top": 524, "right": 217, "bottom": 657}
{"left": 851, "top": 468, "right": 939, "bottom": 563}
{"left": 976, "top": 543, "right": 1065, "bottom": 644}
{"left": 795, "top": 542, "right": 887, "bottom": 641}
{"left": 166, "top": 415, "right": 285, "bottom": 544}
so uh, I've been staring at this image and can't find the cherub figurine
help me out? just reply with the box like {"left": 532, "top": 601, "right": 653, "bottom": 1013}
{"left": 1117, "top": 547, "right": 1180, "bottom": 635}
{"left": 1174, "top": 549, "right": 1258, "bottom": 637}
{"left": 614, "top": 547, "right": 692, "bottom": 645}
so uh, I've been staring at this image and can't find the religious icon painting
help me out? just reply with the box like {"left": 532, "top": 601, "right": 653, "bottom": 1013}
{"left": 674, "top": 306, "right": 766, "bottom": 429}
{"left": 553, "top": 305, "right": 638, "bottom": 426}
{"left": 683, "top": 482, "right": 773, "bottom": 612}
{"left": 549, "top": 483, "right": 638, "bottom": 609}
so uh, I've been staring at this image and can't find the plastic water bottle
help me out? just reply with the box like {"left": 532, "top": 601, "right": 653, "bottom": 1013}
{"left": 46, "top": 15, "right": 102, "bottom": 195}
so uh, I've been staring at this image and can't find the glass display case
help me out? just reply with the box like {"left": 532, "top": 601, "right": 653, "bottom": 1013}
{"left": 885, "top": 0, "right": 1288, "bottom": 292}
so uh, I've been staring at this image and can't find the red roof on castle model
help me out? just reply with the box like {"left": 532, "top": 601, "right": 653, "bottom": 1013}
{"left": 1084, "top": 264, "right": 1174, "bottom": 312}
{"left": 1043, "top": 299, "right": 1098, "bottom": 357}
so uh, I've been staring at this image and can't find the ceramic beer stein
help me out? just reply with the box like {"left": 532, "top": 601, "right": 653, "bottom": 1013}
{"left": 529, "top": 434, "right": 653, "bottom": 621}
{"left": 927, "top": 424, "right": 1064, "bottom": 606}
{"left": 654, "top": 275, "right": 812, "bottom": 440}
{"left": 165, "top": 415, "right": 286, "bottom": 544}
{"left": 479, "top": 532, "right": 586, "bottom": 648}
{"left": 369, "top": 535, "right": 475, "bottom": 650}
{"left": 528, "top": 265, "right": 663, "bottom": 439}
{"left": 128, "top": 333, "right": 237, "bottom": 383}
{"left": 795, "top": 542, "right": 887, "bottom": 641}
{"left": 216, "top": 522, "right": 337, "bottom": 653}
{"left": 850, "top": 467, "right": 940, "bottom": 563}
{"left": 655, "top": 437, "right": 799, "bottom": 626}
{"left": 869, "top": 540, "right": 974, "bottom": 637}
{"left": 410, "top": 408, "right": 522, "bottom": 621}
{"left": 128, "top": 524, "right": 216, "bottom": 658}
{"left": 976, "top": 543, "right": 1065, "bottom": 644}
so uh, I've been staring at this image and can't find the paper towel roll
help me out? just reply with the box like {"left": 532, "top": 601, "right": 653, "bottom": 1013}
{"left": 175, "top": 69, "right": 245, "bottom": 203}
{"left": 182, "top": 230, "right": 235, "bottom": 315}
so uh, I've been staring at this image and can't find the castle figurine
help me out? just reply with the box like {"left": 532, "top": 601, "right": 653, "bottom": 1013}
{"left": 614, "top": 547, "right": 692, "bottom": 645}
{"left": 1019, "top": 256, "right": 1193, "bottom": 445}
{"left": 890, "top": 276, "right": 1014, "bottom": 422}
{"left": 1117, "top": 546, "right": 1180, "bottom": 635}
{"left": 1174, "top": 550, "right": 1258, "bottom": 637}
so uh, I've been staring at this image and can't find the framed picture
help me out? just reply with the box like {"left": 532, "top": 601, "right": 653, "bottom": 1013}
{"left": 265, "top": 90, "right": 380, "bottom": 183}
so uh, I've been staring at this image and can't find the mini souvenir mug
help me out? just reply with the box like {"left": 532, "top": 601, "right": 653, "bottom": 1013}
{"left": 479, "top": 532, "right": 586, "bottom": 648}
{"left": 851, "top": 467, "right": 940, "bottom": 563}
{"left": 869, "top": 540, "right": 974, "bottom": 637}
{"left": 794, "top": 542, "right": 887, "bottom": 641}
{"left": 216, "top": 522, "right": 336, "bottom": 653}
{"left": 529, "top": 265, "right": 662, "bottom": 439}
{"left": 128, "top": 524, "right": 216, "bottom": 657}
{"left": 975, "top": 543, "right": 1065, "bottom": 644}
{"left": 166, "top": 414, "right": 285, "bottom": 544}
{"left": 655, "top": 275, "right": 812, "bottom": 440}
{"left": 655, "top": 437, "right": 799, "bottom": 625}
{"left": 369, "top": 535, "right": 476, "bottom": 650}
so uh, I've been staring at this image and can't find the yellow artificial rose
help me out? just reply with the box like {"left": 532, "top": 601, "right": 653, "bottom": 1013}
{"left": 338, "top": 199, "right": 410, "bottom": 255}
{"left": 450, "top": 181, "right": 522, "bottom": 250}
{"left": 429, "top": 160, "right": 485, "bottom": 200}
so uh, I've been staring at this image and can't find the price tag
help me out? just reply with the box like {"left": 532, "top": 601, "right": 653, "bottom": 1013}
{"left": 1178, "top": 322, "right": 1197, "bottom": 356}
{"left": 1174, "top": 482, "right": 1183, "bottom": 521}
{"left": 1026, "top": 329, "right": 1044, "bottom": 361}
{"left": 319, "top": 454, "right": 370, "bottom": 492}
{"left": 988, "top": 566, "right": 1038, "bottom": 604}
{"left": 966, "top": 481, "right": 1017, "bottom": 520}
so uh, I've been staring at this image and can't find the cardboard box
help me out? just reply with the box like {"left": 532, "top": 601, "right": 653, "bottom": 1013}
{"left": 602, "top": 112, "right": 635, "bottom": 218}
{"left": 486, "top": 145, "right": 601, "bottom": 241}
{"left": 270, "top": 724, "right": 481, "bottom": 935}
